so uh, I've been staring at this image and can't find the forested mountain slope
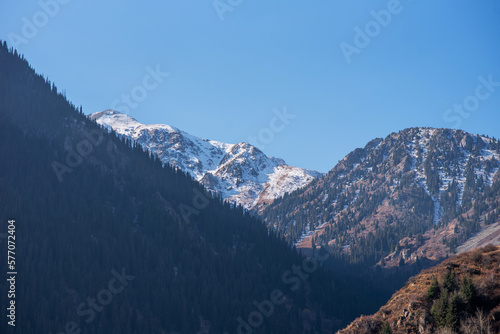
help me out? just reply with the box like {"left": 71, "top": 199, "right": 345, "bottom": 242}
{"left": 0, "top": 42, "right": 340, "bottom": 334}
{"left": 0, "top": 41, "right": 424, "bottom": 334}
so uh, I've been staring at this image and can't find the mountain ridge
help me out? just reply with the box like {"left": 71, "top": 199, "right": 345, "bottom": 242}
{"left": 0, "top": 40, "right": 343, "bottom": 334}
{"left": 90, "top": 109, "right": 322, "bottom": 210}
{"left": 262, "top": 127, "right": 500, "bottom": 266}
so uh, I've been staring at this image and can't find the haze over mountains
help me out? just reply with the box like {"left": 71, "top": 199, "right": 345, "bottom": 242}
{"left": 91, "top": 110, "right": 322, "bottom": 210}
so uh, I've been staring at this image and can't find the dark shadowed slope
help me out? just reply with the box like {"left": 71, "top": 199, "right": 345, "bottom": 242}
{"left": 0, "top": 42, "right": 341, "bottom": 334}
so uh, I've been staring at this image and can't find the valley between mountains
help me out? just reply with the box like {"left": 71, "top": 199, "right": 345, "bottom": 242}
{"left": 3, "top": 41, "right": 500, "bottom": 333}
{"left": 93, "top": 111, "right": 500, "bottom": 270}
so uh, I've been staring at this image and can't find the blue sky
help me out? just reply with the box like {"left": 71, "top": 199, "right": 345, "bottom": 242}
{"left": 2, "top": 1, "right": 500, "bottom": 173}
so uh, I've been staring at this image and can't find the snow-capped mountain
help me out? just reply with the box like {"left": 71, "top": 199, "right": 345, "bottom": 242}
{"left": 90, "top": 110, "right": 321, "bottom": 210}
{"left": 262, "top": 128, "right": 500, "bottom": 265}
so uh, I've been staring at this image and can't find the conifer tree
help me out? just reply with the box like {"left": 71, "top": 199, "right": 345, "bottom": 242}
{"left": 460, "top": 275, "right": 476, "bottom": 310}
{"left": 445, "top": 293, "right": 460, "bottom": 332}
{"left": 380, "top": 321, "right": 392, "bottom": 334}
{"left": 431, "top": 290, "right": 449, "bottom": 328}
{"left": 444, "top": 269, "right": 457, "bottom": 293}
{"left": 427, "top": 275, "right": 440, "bottom": 301}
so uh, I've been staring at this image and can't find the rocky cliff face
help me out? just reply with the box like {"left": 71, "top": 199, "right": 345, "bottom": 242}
{"left": 262, "top": 128, "right": 500, "bottom": 266}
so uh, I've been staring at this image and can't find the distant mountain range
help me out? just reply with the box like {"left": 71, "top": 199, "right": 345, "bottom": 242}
{"left": 91, "top": 112, "right": 500, "bottom": 267}
{"left": 261, "top": 127, "right": 500, "bottom": 266}
{"left": 90, "top": 110, "right": 321, "bottom": 210}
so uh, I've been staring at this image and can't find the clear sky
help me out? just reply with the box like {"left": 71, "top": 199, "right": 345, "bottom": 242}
{"left": 2, "top": 1, "right": 500, "bottom": 173}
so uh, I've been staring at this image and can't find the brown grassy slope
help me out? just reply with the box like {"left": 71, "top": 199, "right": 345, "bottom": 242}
{"left": 338, "top": 245, "right": 500, "bottom": 334}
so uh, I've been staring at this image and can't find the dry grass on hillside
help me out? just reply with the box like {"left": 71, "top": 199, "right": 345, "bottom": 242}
{"left": 339, "top": 245, "right": 500, "bottom": 334}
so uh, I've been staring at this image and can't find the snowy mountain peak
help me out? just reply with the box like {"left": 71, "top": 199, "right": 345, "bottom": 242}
{"left": 90, "top": 110, "right": 322, "bottom": 210}
{"left": 90, "top": 109, "right": 142, "bottom": 129}
{"left": 90, "top": 109, "right": 180, "bottom": 137}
